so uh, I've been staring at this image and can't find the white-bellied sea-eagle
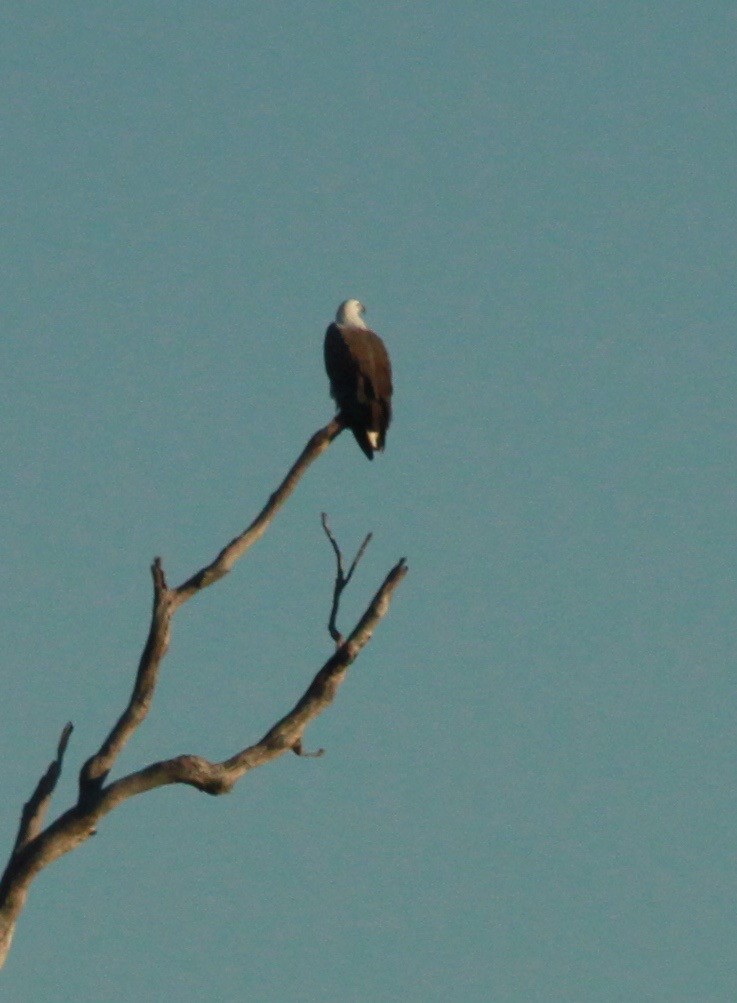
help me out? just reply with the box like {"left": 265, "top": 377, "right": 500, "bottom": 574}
{"left": 324, "top": 299, "right": 393, "bottom": 460}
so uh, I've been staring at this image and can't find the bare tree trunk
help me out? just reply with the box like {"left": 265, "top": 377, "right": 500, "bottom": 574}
{"left": 0, "top": 419, "right": 407, "bottom": 969}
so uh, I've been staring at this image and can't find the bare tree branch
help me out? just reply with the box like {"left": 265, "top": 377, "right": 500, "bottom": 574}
{"left": 0, "top": 558, "right": 406, "bottom": 965}
{"left": 321, "top": 512, "right": 373, "bottom": 645}
{"left": 172, "top": 417, "right": 344, "bottom": 607}
{"left": 78, "top": 559, "right": 172, "bottom": 799}
{"left": 0, "top": 417, "right": 407, "bottom": 970}
{"left": 78, "top": 418, "right": 344, "bottom": 800}
{"left": 94, "top": 557, "right": 406, "bottom": 808}
{"left": 13, "top": 723, "right": 74, "bottom": 855}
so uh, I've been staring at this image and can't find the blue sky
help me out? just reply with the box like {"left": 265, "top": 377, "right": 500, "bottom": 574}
{"left": 2, "top": 4, "right": 736, "bottom": 999}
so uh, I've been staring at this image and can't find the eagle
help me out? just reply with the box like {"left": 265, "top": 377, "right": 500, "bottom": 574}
{"left": 324, "top": 299, "right": 393, "bottom": 460}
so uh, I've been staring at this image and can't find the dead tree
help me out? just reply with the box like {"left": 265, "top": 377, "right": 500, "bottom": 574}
{"left": 0, "top": 417, "right": 407, "bottom": 969}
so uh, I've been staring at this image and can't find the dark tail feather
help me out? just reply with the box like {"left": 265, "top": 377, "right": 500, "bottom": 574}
{"left": 338, "top": 409, "right": 386, "bottom": 460}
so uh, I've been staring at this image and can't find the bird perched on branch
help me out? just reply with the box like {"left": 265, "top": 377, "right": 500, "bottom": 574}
{"left": 324, "top": 299, "right": 393, "bottom": 460}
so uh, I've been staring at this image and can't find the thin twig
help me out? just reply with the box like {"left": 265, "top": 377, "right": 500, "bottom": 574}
{"left": 13, "top": 723, "right": 74, "bottom": 855}
{"left": 321, "top": 513, "right": 373, "bottom": 645}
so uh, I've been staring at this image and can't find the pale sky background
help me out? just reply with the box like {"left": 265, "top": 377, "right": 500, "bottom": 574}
{"left": 2, "top": 4, "right": 736, "bottom": 1000}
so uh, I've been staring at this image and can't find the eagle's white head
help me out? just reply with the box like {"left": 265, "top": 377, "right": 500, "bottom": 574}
{"left": 336, "top": 299, "right": 367, "bottom": 329}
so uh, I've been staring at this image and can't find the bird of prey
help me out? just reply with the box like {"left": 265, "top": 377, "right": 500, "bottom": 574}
{"left": 324, "top": 299, "right": 393, "bottom": 460}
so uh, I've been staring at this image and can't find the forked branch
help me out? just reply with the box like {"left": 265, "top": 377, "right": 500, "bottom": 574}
{"left": 79, "top": 417, "right": 344, "bottom": 797}
{"left": 0, "top": 417, "right": 407, "bottom": 970}
{"left": 321, "top": 512, "right": 373, "bottom": 645}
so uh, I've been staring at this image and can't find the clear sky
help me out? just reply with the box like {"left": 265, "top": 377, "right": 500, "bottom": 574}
{"left": 2, "top": 4, "right": 736, "bottom": 1000}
